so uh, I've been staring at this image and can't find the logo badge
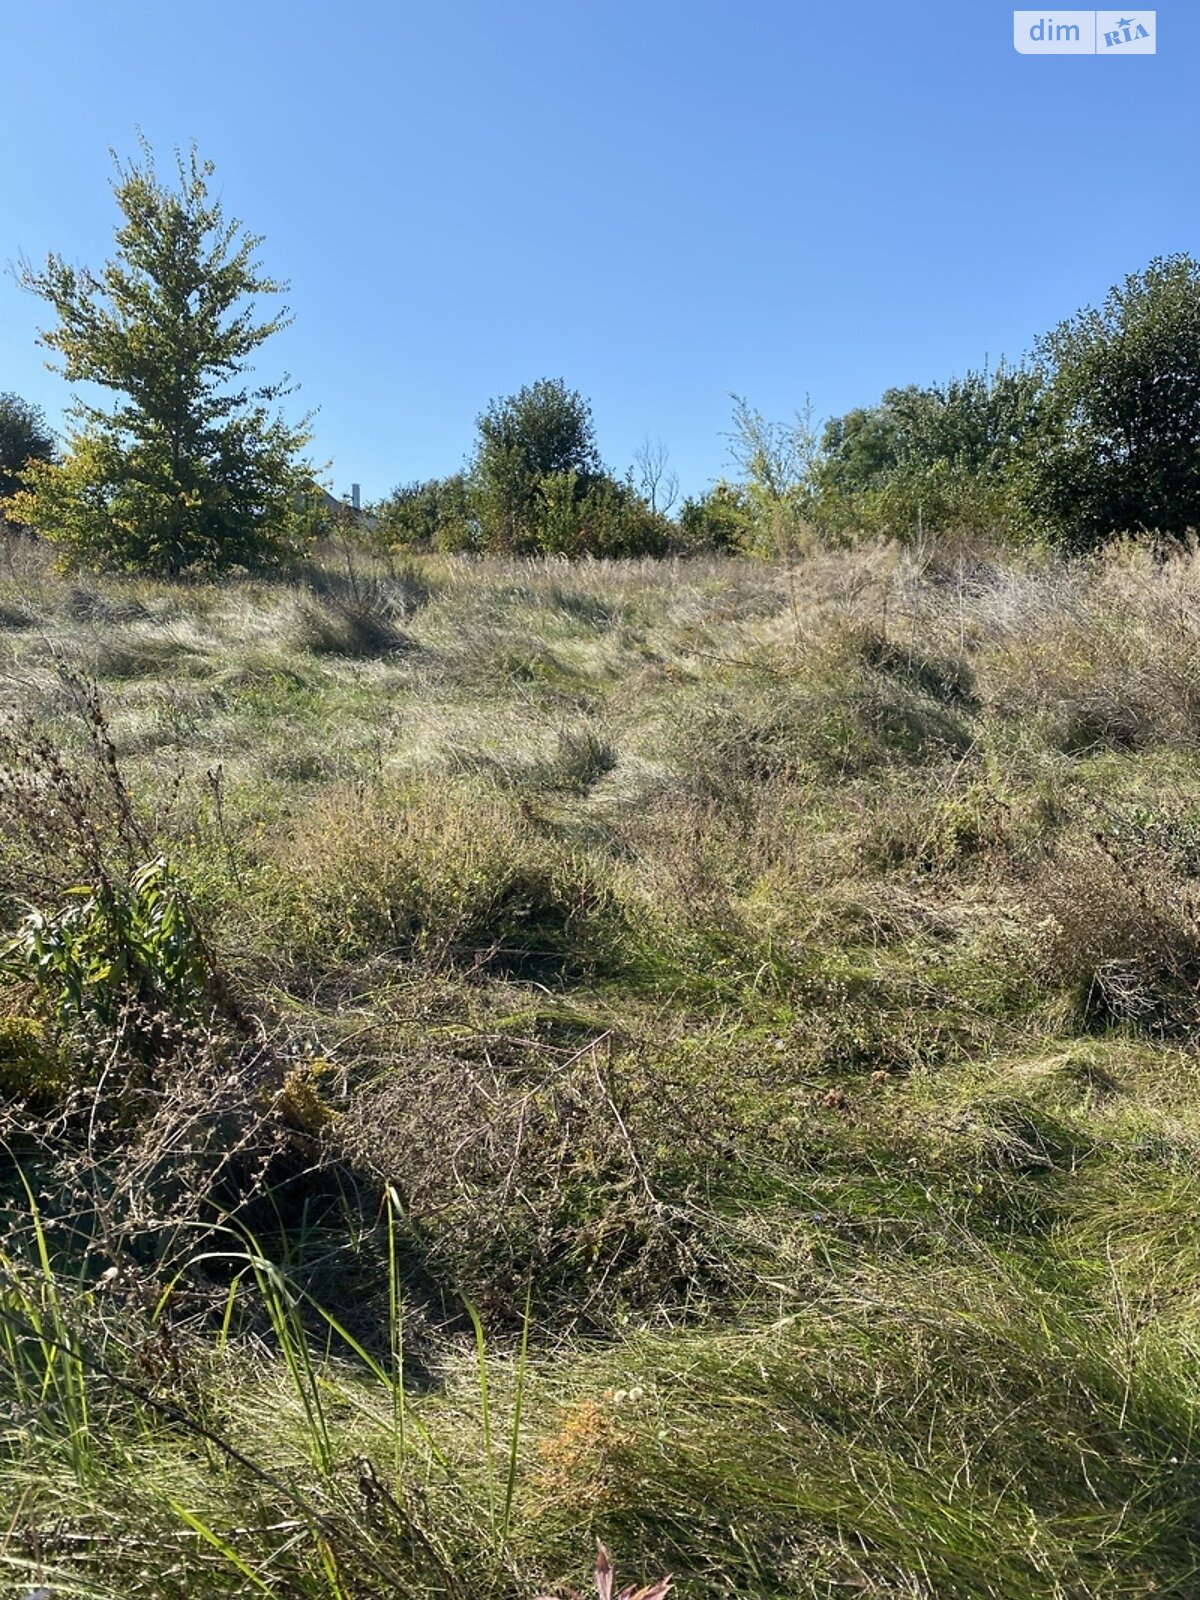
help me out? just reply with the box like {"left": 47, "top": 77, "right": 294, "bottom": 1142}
{"left": 1095, "top": 11, "right": 1155, "bottom": 51}
{"left": 1013, "top": 10, "right": 1155, "bottom": 53}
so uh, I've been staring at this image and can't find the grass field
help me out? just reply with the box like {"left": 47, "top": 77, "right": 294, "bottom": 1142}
{"left": 3, "top": 529, "right": 1200, "bottom": 1598}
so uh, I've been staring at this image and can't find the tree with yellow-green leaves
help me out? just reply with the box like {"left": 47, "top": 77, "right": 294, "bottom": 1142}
{"left": 13, "top": 139, "right": 313, "bottom": 574}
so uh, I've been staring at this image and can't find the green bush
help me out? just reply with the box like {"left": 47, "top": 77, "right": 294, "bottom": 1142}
{"left": 534, "top": 471, "right": 670, "bottom": 558}
{"left": 377, "top": 473, "right": 478, "bottom": 552}
{"left": 675, "top": 484, "right": 753, "bottom": 552}
{"left": 817, "top": 366, "right": 1042, "bottom": 539}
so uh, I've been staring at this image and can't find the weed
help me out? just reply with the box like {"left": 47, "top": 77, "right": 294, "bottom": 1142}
{"left": 3, "top": 856, "right": 210, "bottom": 1030}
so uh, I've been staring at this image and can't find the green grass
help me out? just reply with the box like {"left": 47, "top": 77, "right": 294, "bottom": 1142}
{"left": 3, "top": 531, "right": 1200, "bottom": 1596}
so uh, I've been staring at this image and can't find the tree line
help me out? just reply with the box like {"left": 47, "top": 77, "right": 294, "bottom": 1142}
{"left": 3, "top": 141, "right": 1200, "bottom": 574}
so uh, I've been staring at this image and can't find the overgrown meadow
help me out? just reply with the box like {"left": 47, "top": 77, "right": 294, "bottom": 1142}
{"left": 3, "top": 530, "right": 1200, "bottom": 1598}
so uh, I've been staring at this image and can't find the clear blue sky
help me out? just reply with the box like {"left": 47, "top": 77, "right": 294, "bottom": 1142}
{"left": 1, "top": 2, "right": 1193, "bottom": 504}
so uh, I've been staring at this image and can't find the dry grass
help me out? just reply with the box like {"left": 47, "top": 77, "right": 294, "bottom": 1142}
{"left": 4, "top": 529, "right": 1200, "bottom": 1596}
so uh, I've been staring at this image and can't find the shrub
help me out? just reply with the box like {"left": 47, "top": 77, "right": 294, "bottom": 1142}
{"left": 818, "top": 365, "right": 1043, "bottom": 540}
{"left": 0, "top": 1014, "right": 67, "bottom": 1103}
{"left": 534, "top": 472, "right": 670, "bottom": 558}
{"left": 377, "top": 474, "right": 478, "bottom": 553}
{"left": 675, "top": 484, "right": 753, "bottom": 553}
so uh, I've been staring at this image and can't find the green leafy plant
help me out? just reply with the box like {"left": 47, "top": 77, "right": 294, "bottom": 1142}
{"left": 0, "top": 1014, "right": 67, "bottom": 1103}
{"left": 2, "top": 855, "right": 209, "bottom": 1028}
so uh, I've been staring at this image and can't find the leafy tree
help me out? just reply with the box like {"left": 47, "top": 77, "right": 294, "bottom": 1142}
{"left": 1019, "top": 255, "right": 1200, "bottom": 550}
{"left": 12, "top": 140, "right": 311, "bottom": 574}
{"left": 820, "top": 402, "right": 904, "bottom": 496}
{"left": 0, "top": 391, "right": 56, "bottom": 503}
{"left": 821, "top": 368, "right": 1041, "bottom": 490}
{"left": 472, "top": 379, "right": 601, "bottom": 550}
{"left": 819, "top": 364, "right": 1043, "bottom": 537}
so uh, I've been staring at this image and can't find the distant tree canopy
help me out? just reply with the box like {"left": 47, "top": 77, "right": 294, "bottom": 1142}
{"left": 810, "top": 258, "right": 1200, "bottom": 551}
{"left": 350, "top": 252, "right": 1200, "bottom": 560}
{"left": 0, "top": 392, "right": 56, "bottom": 504}
{"left": 12, "top": 184, "right": 1198, "bottom": 569}
{"left": 821, "top": 367, "right": 1043, "bottom": 494}
{"left": 378, "top": 378, "right": 671, "bottom": 558}
{"left": 377, "top": 474, "right": 476, "bottom": 553}
{"left": 676, "top": 483, "right": 753, "bottom": 554}
{"left": 1019, "top": 254, "right": 1200, "bottom": 551}
{"left": 814, "top": 365, "right": 1045, "bottom": 539}
{"left": 12, "top": 139, "right": 311, "bottom": 574}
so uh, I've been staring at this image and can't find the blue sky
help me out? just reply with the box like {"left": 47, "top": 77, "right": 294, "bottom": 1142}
{"left": 1, "top": 2, "right": 1193, "bottom": 503}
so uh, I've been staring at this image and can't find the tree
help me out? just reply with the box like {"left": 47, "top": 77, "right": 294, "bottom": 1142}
{"left": 821, "top": 368, "right": 1041, "bottom": 491}
{"left": 819, "top": 401, "right": 904, "bottom": 496}
{"left": 819, "top": 364, "right": 1044, "bottom": 537}
{"left": 0, "top": 391, "right": 56, "bottom": 503}
{"left": 472, "top": 379, "right": 601, "bottom": 550}
{"left": 632, "top": 435, "right": 679, "bottom": 515}
{"left": 462, "top": 378, "right": 671, "bottom": 556}
{"left": 12, "top": 140, "right": 311, "bottom": 574}
{"left": 1018, "top": 255, "right": 1200, "bottom": 551}
{"left": 676, "top": 484, "right": 753, "bottom": 553}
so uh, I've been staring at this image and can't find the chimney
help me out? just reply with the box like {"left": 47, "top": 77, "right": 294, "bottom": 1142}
{"left": 351, "top": 483, "right": 361, "bottom": 512}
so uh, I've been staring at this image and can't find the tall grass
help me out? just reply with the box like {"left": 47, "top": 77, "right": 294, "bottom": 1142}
{"left": 1, "top": 1184, "right": 539, "bottom": 1598}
